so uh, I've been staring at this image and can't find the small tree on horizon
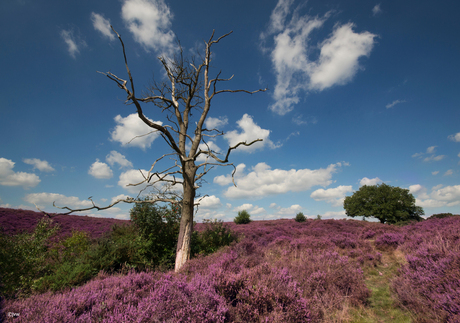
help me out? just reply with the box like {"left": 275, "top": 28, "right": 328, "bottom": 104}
{"left": 295, "top": 212, "right": 306, "bottom": 222}
{"left": 343, "top": 183, "right": 424, "bottom": 224}
{"left": 234, "top": 210, "right": 251, "bottom": 224}
{"left": 53, "top": 28, "right": 266, "bottom": 272}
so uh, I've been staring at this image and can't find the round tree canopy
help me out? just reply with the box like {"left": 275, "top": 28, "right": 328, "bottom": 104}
{"left": 343, "top": 183, "right": 424, "bottom": 224}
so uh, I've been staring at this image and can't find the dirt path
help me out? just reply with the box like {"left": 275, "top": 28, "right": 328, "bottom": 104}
{"left": 347, "top": 247, "right": 414, "bottom": 323}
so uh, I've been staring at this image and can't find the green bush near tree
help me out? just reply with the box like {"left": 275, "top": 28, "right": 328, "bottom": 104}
{"left": 194, "top": 219, "right": 237, "bottom": 255}
{"left": 234, "top": 210, "right": 251, "bottom": 224}
{"left": 0, "top": 202, "right": 238, "bottom": 299}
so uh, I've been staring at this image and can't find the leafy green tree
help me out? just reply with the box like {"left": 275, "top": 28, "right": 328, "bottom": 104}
{"left": 234, "top": 210, "right": 251, "bottom": 224}
{"left": 343, "top": 183, "right": 424, "bottom": 224}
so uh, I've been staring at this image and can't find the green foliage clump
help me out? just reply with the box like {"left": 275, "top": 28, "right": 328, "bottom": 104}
{"left": 33, "top": 224, "right": 154, "bottom": 293}
{"left": 428, "top": 213, "right": 458, "bottom": 220}
{"left": 344, "top": 183, "right": 424, "bottom": 224}
{"left": 130, "top": 200, "right": 186, "bottom": 269}
{"left": 234, "top": 210, "right": 251, "bottom": 224}
{"left": 295, "top": 212, "right": 307, "bottom": 222}
{"left": 193, "top": 219, "right": 237, "bottom": 255}
{"left": 0, "top": 203, "right": 238, "bottom": 298}
{"left": 0, "top": 218, "right": 59, "bottom": 298}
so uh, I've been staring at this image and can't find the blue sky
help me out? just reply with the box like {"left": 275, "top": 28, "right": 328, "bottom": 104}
{"left": 1, "top": 0, "right": 459, "bottom": 221}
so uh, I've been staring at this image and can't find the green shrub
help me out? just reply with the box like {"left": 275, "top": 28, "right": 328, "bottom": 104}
{"left": 234, "top": 210, "right": 251, "bottom": 224}
{"left": 130, "top": 200, "right": 182, "bottom": 269}
{"left": 0, "top": 218, "right": 59, "bottom": 298}
{"left": 295, "top": 212, "right": 307, "bottom": 222}
{"left": 34, "top": 223, "right": 156, "bottom": 293}
{"left": 428, "top": 213, "right": 458, "bottom": 220}
{"left": 194, "top": 219, "right": 237, "bottom": 255}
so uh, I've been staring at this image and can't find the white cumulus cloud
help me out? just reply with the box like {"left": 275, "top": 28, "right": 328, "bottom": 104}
{"left": 23, "top": 158, "right": 55, "bottom": 172}
{"left": 195, "top": 141, "right": 222, "bottom": 162}
{"left": 24, "top": 192, "right": 93, "bottom": 209}
{"left": 106, "top": 151, "right": 133, "bottom": 169}
{"left": 121, "top": 0, "right": 177, "bottom": 57}
{"left": 411, "top": 184, "right": 460, "bottom": 208}
{"left": 310, "top": 185, "right": 353, "bottom": 207}
{"left": 196, "top": 195, "right": 222, "bottom": 209}
{"left": 118, "top": 169, "right": 151, "bottom": 194}
{"left": 205, "top": 116, "right": 228, "bottom": 129}
{"left": 359, "top": 177, "right": 382, "bottom": 186}
{"left": 110, "top": 194, "right": 132, "bottom": 204}
{"left": 0, "top": 158, "right": 40, "bottom": 189}
{"left": 216, "top": 162, "right": 344, "bottom": 199}
{"left": 224, "top": 114, "right": 279, "bottom": 152}
{"left": 308, "top": 23, "right": 376, "bottom": 91}
{"left": 111, "top": 113, "right": 163, "bottom": 150}
{"left": 273, "top": 204, "right": 303, "bottom": 216}
{"left": 323, "top": 210, "right": 347, "bottom": 219}
{"left": 88, "top": 159, "right": 113, "bottom": 179}
{"left": 262, "top": 0, "right": 376, "bottom": 115}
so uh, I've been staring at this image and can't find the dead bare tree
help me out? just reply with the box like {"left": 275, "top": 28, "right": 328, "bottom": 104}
{"left": 55, "top": 28, "right": 266, "bottom": 272}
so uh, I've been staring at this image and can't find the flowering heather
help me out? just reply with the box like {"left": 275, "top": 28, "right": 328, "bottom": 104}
{"left": 375, "top": 232, "right": 405, "bottom": 250}
{"left": 392, "top": 217, "right": 460, "bottom": 322}
{"left": 0, "top": 208, "right": 129, "bottom": 240}
{"left": 2, "top": 271, "right": 228, "bottom": 322}
{"left": 3, "top": 211, "right": 460, "bottom": 322}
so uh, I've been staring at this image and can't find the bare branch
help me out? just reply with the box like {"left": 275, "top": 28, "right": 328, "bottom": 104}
{"left": 53, "top": 196, "right": 179, "bottom": 215}
{"left": 211, "top": 87, "right": 267, "bottom": 100}
{"left": 195, "top": 139, "right": 263, "bottom": 164}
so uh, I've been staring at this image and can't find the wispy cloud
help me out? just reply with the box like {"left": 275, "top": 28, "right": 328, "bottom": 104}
{"left": 413, "top": 146, "right": 446, "bottom": 162}
{"left": 448, "top": 132, "right": 460, "bottom": 142}
{"left": 372, "top": 4, "right": 382, "bottom": 16}
{"left": 261, "top": 0, "right": 376, "bottom": 115}
{"left": 91, "top": 12, "right": 115, "bottom": 41}
{"left": 386, "top": 99, "right": 406, "bottom": 109}
{"left": 60, "top": 29, "right": 86, "bottom": 59}
{"left": 23, "top": 158, "right": 55, "bottom": 172}
{"left": 292, "top": 115, "right": 317, "bottom": 125}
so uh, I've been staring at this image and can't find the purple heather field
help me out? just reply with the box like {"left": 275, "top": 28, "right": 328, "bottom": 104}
{"left": 1, "top": 208, "right": 460, "bottom": 322}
